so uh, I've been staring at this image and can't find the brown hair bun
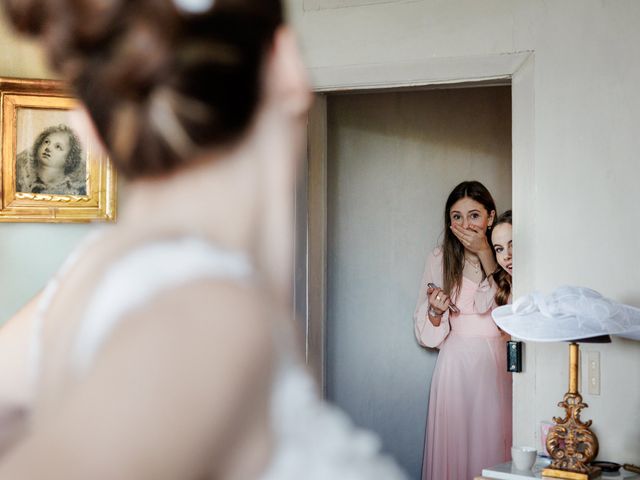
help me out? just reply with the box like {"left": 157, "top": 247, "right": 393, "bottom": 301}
{"left": 2, "top": 0, "right": 283, "bottom": 178}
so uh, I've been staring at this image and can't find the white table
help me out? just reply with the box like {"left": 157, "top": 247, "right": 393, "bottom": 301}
{"left": 482, "top": 459, "right": 640, "bottom": 480}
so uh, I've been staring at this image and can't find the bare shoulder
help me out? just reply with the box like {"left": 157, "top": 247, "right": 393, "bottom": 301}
{"left": 102, "top": 278, "right": 275, "bottom": 375}
{"left": 0, "top": 292, "right": 40, "bottom": 340}
{"left": 0, "top": 293, "right": 41, "bottom": 405}
{"left": 84, "top": 279, "right": 275, "bottom": 476}
{"left": 1, "top": 280, "right": 276, "bottom": 479}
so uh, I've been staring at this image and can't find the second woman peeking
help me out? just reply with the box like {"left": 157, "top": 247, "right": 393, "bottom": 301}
{"left": 414, "top": 180, "right": 512, "bottom": 480}
{"left": 491, "top": 210, "right": 513, "bottom": 306}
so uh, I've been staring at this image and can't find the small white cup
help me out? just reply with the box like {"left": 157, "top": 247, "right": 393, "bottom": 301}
{"left": 511, "top": 446, "right": 537, "bottom": 471}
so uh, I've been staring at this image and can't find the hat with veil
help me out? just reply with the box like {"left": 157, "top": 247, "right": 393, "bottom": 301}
{"left": 492, "top": 286, "right": 640, "bottom": 342}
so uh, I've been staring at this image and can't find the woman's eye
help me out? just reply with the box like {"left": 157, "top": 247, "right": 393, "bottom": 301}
{"left": 471, "top": 213, "right": 480, "bottom": 219}
{"left": 495, "top": 247, "right": 503, "bottom": 253}
{"left": 452, "top": 215, "right": 461, "bottom": 221}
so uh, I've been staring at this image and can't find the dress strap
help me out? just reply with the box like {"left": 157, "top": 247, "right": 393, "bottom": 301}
{"left": 71, "top": 237, "right": 251, "bottom": 376}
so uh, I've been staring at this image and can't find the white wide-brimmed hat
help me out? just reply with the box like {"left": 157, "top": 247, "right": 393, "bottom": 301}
{"left": 492, "top": 286, "right": 640, "bottom": 342}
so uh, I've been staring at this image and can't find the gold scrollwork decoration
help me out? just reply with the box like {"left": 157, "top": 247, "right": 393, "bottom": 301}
{"left": 546, "top": 392, "right": 599, "bottom": 474}
{"left": 15, "top": 192, "right": 93, "bottom": 203}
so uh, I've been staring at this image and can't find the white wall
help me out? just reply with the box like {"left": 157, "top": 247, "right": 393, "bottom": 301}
{"left": 0, "top": 12, "right": 93, "bottom": 323}
{"left": 325, "top": 87, "right": 511, "bottom": 478}
{"left": 288, "top": 0, "right": 640, "bottom": 465}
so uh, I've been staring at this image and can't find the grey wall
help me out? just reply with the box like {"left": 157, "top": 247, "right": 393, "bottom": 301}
{"left": 325, "top": 86, "right": 511, "bottom": 478}
{"left": 0, "top": 224, "right": 91, "bottom": 322}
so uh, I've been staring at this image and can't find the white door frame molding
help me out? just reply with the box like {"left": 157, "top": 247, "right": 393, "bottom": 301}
{"left": 309, "top": 51, "right": 532, "bottom": 92}
{"left": 300, "top": 52, "right": 535, "bottom": 437}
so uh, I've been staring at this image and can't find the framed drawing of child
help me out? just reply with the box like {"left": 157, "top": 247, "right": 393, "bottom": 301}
{"left": 0, "top": 78, "right": 116, "bottom": 222}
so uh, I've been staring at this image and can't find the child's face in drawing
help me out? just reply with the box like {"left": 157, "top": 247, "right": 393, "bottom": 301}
{"left": 37, "top": 131, "right": 70, "bottom": 170}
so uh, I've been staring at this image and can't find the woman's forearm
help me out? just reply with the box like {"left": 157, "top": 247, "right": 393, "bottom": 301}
{"left": 477, "top": 247, "right": 498, "bottom": 284}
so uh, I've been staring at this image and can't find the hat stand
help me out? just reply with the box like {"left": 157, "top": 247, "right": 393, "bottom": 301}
{"left": 542, "top": 340, "right": 605, "bottom": 480}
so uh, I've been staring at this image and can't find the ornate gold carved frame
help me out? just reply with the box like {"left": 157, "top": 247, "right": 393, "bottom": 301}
{"left": 0, "top": 78, "right": 116, "bottom": 222}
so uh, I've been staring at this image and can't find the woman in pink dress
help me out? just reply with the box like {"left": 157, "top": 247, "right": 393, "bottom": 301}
{"left": 414, "top": 181, "right": 512, "bottom": 480}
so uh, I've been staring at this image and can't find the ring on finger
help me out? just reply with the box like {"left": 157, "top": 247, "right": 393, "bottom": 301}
{"left": 436, "top": 294, "right": 441, "bottom": 301}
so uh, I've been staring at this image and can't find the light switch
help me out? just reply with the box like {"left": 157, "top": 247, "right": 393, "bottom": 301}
{"left": 587, "top": 351, "right": 600, "bottom": 396}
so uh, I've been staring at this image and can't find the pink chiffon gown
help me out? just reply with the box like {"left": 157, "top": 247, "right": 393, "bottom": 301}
{"left": 414, "top": 248, "right": 512, "bottom": 480}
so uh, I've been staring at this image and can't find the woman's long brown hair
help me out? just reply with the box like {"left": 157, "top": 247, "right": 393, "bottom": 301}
{"left": 441, "top": 181, "right": 497, "bottom": 300}
{"left": 492, "top": 210, "right": 512, "bottom": 306}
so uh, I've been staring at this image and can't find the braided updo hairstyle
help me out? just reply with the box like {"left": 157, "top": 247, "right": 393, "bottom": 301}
{"left": 2, "top": 0, "right": 283, "bottom": 178}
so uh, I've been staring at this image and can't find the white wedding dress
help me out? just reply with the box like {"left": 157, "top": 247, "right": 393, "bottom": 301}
{"left": 29, "top": 234, "right": 407, "bottom": 479}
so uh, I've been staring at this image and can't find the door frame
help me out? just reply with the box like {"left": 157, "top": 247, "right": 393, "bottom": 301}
{"left": 296, "top": 53, "right": 536, "bottom": 440}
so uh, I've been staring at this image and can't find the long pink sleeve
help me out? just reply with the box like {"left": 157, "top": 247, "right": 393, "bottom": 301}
{"left": 413, "top": 249, "right": 450, "bottom": 349}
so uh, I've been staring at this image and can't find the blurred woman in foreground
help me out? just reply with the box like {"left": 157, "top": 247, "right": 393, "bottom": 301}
{"left": 0, "top": 0, "right": 406, "bottom": 478}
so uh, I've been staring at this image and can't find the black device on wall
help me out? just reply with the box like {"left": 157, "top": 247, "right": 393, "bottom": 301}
{"left": 507, "top": 340, "right": 523, "bottom": 372}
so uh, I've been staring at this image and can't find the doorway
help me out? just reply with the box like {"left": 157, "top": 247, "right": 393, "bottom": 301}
{"left": 300, "top": 85, "right": 512, "bottom": 478}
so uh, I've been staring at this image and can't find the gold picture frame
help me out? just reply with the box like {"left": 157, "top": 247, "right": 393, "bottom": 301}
{"left": 0, "top": 78, "right": 116, "bottom": 222}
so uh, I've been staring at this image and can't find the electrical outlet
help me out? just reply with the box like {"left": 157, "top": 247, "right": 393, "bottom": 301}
{"left": 587, "top": 351, "right": 600, "bottom": 396}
